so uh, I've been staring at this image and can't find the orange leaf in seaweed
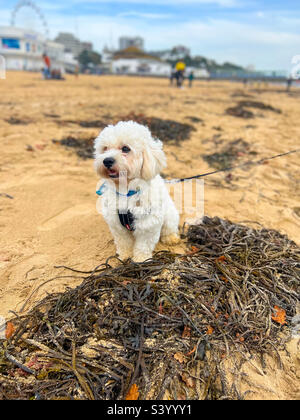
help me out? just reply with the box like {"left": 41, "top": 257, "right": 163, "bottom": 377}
{"left": 174, "top": 352, "right": 186, "bottom": 363}
{"left": 271, "top": 306, "right": 287, "bottom": 325}
{"left": 182, "top": 326, "right": 191, "bottom": 338}
{"left": 181, "top": 373, "right": 195, "bottom": 388}
{"left": 5, "top": 322, "right": 15, "bottom": 339}
{"left": 125, "top": 384, "right": 139, "bottom": 400}
{"left": 122, "top": 280, "right": 129, "bottom": 286}
{"left": 186, "top": 345, "right": 197, "bottom": 356}
{"left": 206, "top": 326, "right": 214, "bottom": 335}
{"left": 216, "top": 255, "right": 226, "bottom": 263}
{"left": 187, "top": 246, "right": 199, "bottom": 255}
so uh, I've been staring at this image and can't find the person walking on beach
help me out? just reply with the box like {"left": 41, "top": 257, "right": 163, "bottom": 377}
{"left": 42, "top": 53, "right": 51, "bottom": 79}
{"left": 75, "top": 64, "right": 80, "bottom": 79}
{"left": 286, "top": 78, "right": 293, "bottom": 92}
{"left": 170, "top": 69, "right": 176, "bottom": 86}
{"left": 188, "top": 71, "right": 194, "bottom": 88}
{"left": 175, "top": 61, "right": 186, "bottom": 88}
{"left": 243, "top": 78, "right": 248, "bottom": 89}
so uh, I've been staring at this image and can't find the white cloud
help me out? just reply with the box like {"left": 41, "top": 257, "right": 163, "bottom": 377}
{"left": 256, "top": 11, "right": 264, "bottom": 18}
{"left": 117, "top": 11, "right": 173, "bottom": 19}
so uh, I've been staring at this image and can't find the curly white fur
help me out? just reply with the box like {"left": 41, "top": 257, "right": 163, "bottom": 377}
{"left": 94, "top": 121, "right": 180, "bottom": 262}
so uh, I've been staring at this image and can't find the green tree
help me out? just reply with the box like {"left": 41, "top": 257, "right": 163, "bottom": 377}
{"left": 78, "top": 50, "right": 102, "bottom": 69}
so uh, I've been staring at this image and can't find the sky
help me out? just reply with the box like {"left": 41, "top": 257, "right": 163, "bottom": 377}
{"left": 0, "top": 0, "right": 300, "bottom": 71}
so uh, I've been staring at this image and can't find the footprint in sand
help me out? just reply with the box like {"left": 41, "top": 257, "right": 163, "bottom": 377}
{"left": 39, "top": 204, "right": 92, "bottom": 231}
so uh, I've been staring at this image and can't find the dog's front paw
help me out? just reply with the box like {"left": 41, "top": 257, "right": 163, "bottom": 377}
{"left": 161, "top": 233, "right": 181, "bottom": 245}
{"left": 117, "top": 250, "right": 133, "bottom": 261}
{"left": 133, "top": 253, "right": 152, "bottom": 263}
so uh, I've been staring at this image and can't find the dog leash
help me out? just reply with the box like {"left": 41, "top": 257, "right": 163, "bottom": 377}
{"left": 165, "top": 149, "right": 300, "bottom": 184}
{"left": 96, "top": 149, "right": 299, "bottom": 193}
{"left": 96, "top": 148, "right": 299, "bottom": 231}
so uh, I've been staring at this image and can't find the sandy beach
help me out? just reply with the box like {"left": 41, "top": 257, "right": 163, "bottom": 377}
{"left": 0, "top": 72, "right": 299, "bottom": 399}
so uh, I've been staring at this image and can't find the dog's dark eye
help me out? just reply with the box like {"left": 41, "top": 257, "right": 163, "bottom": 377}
{"left": 122, "top": 146, "right": 131, "bottom": 153}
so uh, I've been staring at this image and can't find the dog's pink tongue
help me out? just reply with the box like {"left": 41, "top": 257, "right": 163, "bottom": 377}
{"left": 108, "top": 169, "right": 118, "bottom": 177}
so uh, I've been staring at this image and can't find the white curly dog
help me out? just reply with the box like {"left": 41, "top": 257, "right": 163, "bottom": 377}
{"left": 94, "top": 121, "right": 180, "bottom": 262}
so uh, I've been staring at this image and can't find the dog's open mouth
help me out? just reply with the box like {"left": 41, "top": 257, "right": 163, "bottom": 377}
{"left": 107, "top": 169, "right": 119, "bottom": 179}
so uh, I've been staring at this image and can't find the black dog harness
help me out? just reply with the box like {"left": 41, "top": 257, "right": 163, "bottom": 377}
{"left": 118, "top": 210, "right": 135, "bottom": 231}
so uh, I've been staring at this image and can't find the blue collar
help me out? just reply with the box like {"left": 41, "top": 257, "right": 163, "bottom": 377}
{"left": 96, "top": 183, "right": 140, "bottom": 198}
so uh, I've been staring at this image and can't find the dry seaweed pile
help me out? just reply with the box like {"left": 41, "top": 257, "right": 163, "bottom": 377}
{"left": 52, "top": 113, "right": 195, "bottom": 160}
{"left": 77, "top": 120, "right": 106, "bottom": 128}
{"left": 202, "top": 138, "right": 257, "bottom": 170}
{"left": 5, "top": 117, "right": 32, "bottom": 125}
{"left": 226, "top": 105, "right": 254, "bottom": 119}
{"left": 56, "top": 119, "right": 107, "bottom": 128}
{"left": 226, "top": 100, "right": 282, "bottom": 119}
{"left": 238, "top": 101, "right": 281, "bottom": 113}
{"left": 1, "top": 217, "right": 299, "bottom": 400}
{"left": 120, "top": 112, "right": 196, "bottom": 144}
{"left": 52, "top": 136, "right": 96, "bottom": 159}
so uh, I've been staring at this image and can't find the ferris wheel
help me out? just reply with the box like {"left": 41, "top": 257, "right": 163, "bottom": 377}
{"left": 11, "top": 0, "right": 50, "bottom": 38}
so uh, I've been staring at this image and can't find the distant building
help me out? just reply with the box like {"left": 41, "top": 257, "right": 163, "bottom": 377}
{"left": 0, "top": 26, "right": 71, "bottom": 72}
{"left": 100, "top": 46, "right": 115, "bottom": 73}
{"left": 152, "top": 45, "right": 191, "bottom": 62}
{"left": 63, "top": 52, "right": 80, "bottom": 73}
{"left": 102, "top": 46, "right": 115, "bottom": 64}
{"left": 119, "top": 36, "right": 144, "bottom": 51}
{"left": 54, "top": 32, "right": 93, "bottom": 58}
{"left": 185, "top": 66, "right": 210, "bottom": 78}
{"left": 112, "top": 58, "right": 171, "bottom": 77}
{"left": 112, "top": 47, "right": 171, "bottom": 76}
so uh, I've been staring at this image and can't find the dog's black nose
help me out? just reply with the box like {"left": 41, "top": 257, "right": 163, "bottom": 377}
{"left": 103, "top": 157, "right": 115, "bottom": 168}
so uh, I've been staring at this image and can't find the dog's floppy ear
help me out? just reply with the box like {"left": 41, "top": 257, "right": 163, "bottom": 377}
{"left": 141, "top": 138, "right": 166, "bottom": 181}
